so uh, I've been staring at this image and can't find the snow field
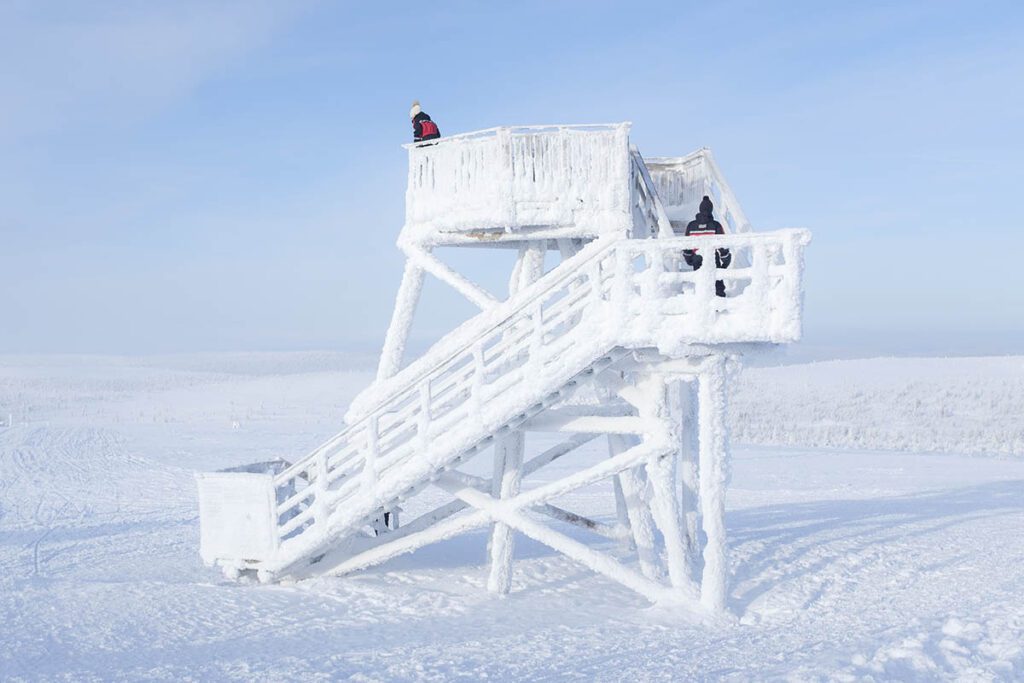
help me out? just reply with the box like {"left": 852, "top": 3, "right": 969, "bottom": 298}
{"left": 734, "top": 356, "right": 1024, "bottom": 456}
{"left": 1, "top": 352, "right": 1022, "bottom": 680}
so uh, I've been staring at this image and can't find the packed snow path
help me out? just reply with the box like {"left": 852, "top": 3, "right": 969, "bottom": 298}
{"left": 1, "top": 355, "right": 1022, "bottom": 680}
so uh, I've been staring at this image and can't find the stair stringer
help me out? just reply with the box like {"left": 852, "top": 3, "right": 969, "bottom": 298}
{"left": 267, "top": 336, "right": 626, "bottom": 579}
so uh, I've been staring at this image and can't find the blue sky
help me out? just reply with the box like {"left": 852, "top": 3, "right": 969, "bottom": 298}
{"left": 2, "top": 0, "right": 1022, "bottom": 357}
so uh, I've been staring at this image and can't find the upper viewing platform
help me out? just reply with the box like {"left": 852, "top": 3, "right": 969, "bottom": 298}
{"left": 400, "top": 123, "right": 755, "bottom": 248}
{"left": 402, "top": 123, "right": 632, "bottom": 246}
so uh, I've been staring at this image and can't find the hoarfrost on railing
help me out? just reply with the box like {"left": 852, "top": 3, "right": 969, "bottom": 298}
{"left": 403, "top": 124, "right": 634, "bottom": 241}
{"left": 246, "top": 229, "right": 809, "bottom": 573}
{"left": 646, "top": 150, "right": 752, "bottom": 235}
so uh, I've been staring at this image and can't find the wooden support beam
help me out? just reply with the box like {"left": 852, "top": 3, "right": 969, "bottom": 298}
{"left": 437, "top": 474, "right": 695, "bottom": 607}
{"left": 487, "top": 432, "right": 525, "bottom": 594}
{"left": 404, "top": 245, "right": 500, "bottom": 311}
{"left": 324, "top": 432, "right": 666, "bottom": 600}
{"left": 609, "top": 434, "right": 660, "bottom": 580}
{"left": 328, "top": 506, "right": 495, "bottom": 577}
{"left": 634, "top": 374, "right": 700, "bottom": 595}
{"left": 522, "top": 434, "right": 600, "bottom": 476}
{"left": 612, "top": 473, "right": 634, "bottom": 549}
{"left": 698, "top": 355, "right": 730, "bottom": 612}
{"left": 376, "top": 261, "right": 426, "bottom": 380}
{"left": 676, "top": 378, "right": 701, "bottom": 571}
{"left": 526, "top": 413, "right": 655, "bottom": 434}
{"left": 439, "top": 472, "right": 625, "bottom": 543}
{"left": 535, "top": 503, "right": 629, "bottom": 542}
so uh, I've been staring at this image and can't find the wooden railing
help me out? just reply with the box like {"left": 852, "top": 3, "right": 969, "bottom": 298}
{"left": 403, "top": 124, "right": 633, "bottom": 241}
{"left": 259, "top": 229, "right": 810, "bottom": 573}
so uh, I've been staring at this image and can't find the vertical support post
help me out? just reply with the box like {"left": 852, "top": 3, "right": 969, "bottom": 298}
{"left": 610, "top": 434, "right": 660, "bottom": 580}
{"left": 517, "top": 243, "right": 546, "bottom": 291}
{"left": 698, "top": 354, "right": 730, "bottom": 612}
{"left": 556, "top": 238, "right": 579, "bottom": 263}
{"left": 611, "top": 473, "right": 633, "bottom": 548}
{"left": 641, "top": 375, "right": 699, "bottom": 594}
{"left": 377, "top": 259, "right": 427, "bottom": 381}
{"left": 675, "top": 377, "right": 701, "bottom": 570}
{"left": 487, "top": 431, "right": 525, "bottom": 594}
{"left": 487, "top": 240, "right": 545, "bottom": 594}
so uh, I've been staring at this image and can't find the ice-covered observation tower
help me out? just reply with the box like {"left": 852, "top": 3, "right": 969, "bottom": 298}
{"left": 196, "top": 122, "right": 810, "bottom": 614}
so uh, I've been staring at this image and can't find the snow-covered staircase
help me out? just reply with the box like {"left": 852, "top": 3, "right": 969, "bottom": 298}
{"left": 197, "top": 123, "right": 810, "bottom": 609}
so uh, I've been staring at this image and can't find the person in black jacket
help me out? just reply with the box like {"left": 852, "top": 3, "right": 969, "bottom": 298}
{"left": 410, "top": 100, "right": 441, "bottom": 143}
{"left": 682, "top": 195, "right": 731, "bottom": 297}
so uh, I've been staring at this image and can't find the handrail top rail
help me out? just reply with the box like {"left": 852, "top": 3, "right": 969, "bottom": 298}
{"left": 643, "top": 148, "right": 709, "bottom": 170}
{"left": 273, "top": 236, "right": 617, "bottom": 485}
{"left": 401, "top": 122, "right": 632, "bottom": 150}
{"left": 363, "top": 228, "right": 810, "bottom": 413}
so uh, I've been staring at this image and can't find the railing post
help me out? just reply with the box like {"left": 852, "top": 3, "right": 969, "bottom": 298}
{"left": 640, "top": 243, "right": 663, "bottom": 340}
{"left": 531, "top": 299, "right": 545, "bottom": 348}
{"left": 781, "top": 232, "right": 805, "bottom": 340}
{"left": 693, "top": 241, "right": 716, "bottom": 328}
{"left": 498, "top": 127, "right": 515, "bottom": 226}
{"left": 314, "top": 452, "right": 329, "bottom": 529}
{"left": 418, "top": 383, "right": 432, "bottom": 457}
{"left": 585, "top": 260, "right": 603, "bottom": 334}
{"left": 471, "top": 343, "right": 485, "bottom": 417}
{"left": 750, "top": 241, "right": 770, "bottom": 331}
{"left": 364, "top": 416, "right": 379, "bottom": 491}
{"left": 587, "top": 258, "right": 601, "bottom": 296}
{"left": 612, "top": 245, "right": 631, "bottom": 332}
{"left": 614, "top": 123, "right": 632, "bottom": 220}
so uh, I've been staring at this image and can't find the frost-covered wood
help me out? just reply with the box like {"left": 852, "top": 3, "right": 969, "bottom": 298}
{"left": 487, "top": 432, "right": 524, "bottom": 594}
{"left": 376, "top": 261, "right": 426, "bottom": 380}
{"left": 698, "top": 355, "right": 731, "bottom": 611}
{"left": 645, "top": 149, "right": 752, "bottom": 235}
{"left": 196, "top": 123, "right": 810, "bottom": 614}
{"left": 200, "top": 230, "right": 808, "bottom": 576}
{"left": 403, "top": 124, "right": 633, "bottom": 244}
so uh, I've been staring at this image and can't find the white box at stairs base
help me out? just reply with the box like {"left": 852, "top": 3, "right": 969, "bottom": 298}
{"left": 196, "top": 472, "right": 277, "bottom": 565}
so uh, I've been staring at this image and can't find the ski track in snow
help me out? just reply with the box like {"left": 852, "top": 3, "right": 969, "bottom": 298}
{"left": 1, "top": 353, "right": 1022, "bottom": 681}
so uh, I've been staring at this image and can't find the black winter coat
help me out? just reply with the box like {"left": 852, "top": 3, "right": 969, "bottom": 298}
{"left": 683, "top": 197, "right": 732, "bottom": 269}
{"left": 412, "top": 112, "right": 441, "bottom": 142}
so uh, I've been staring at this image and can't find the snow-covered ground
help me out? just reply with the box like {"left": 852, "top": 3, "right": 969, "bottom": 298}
{"left": 1, "top": 353, "right": 1022, "bottom": 680}
{"left": 734, "top": 356, "right": 1024, "bottom": 456}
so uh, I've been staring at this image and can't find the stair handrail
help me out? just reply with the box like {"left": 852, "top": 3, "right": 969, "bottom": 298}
{"left": 274, "top": 228, "right": 810, "bottom": 492}
{"left": 275, "top": 236, "right": 620, "bottom": 486}
{"left": 630, "top": 147, "right": 675, "bottom": 239}
{"left": 265, "top": 228, "right": 810, "bottom": 571}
